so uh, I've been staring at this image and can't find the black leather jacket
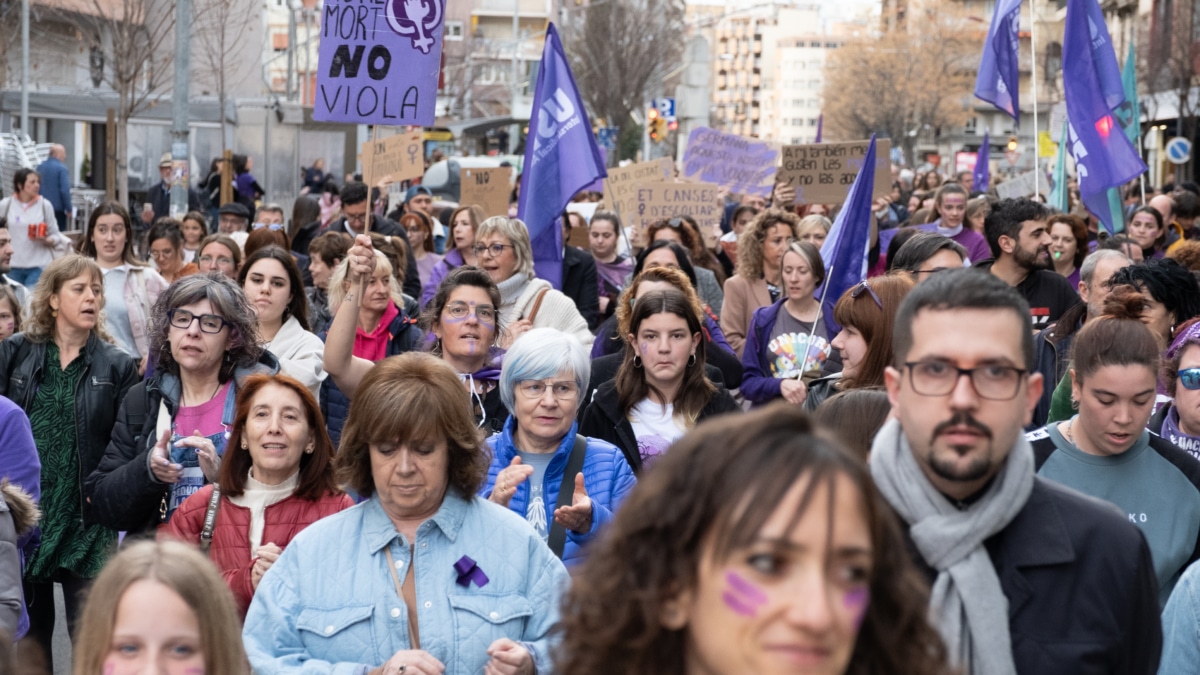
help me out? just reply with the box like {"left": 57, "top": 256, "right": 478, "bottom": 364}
{"left": 0, "top": 332, "right": 138, "bottom": 525}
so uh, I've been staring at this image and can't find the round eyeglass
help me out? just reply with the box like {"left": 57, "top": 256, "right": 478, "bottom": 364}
{"left": 444, "top": 301, "right": 496, "bottom": 322}
{"left": 903, "top": 361, "right": 1026, "bottom": 400}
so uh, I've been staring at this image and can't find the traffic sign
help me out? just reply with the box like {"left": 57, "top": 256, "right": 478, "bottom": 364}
{"left": 655, "top": 98, "right": 677, "bottom": 121}
{"left": 1166, "top": 136, "right": 1192, "bottom": 165}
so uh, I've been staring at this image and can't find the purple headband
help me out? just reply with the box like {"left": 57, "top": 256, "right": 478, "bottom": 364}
{"left": 1167, "top": 321, "right": 1200, "bottom": 360}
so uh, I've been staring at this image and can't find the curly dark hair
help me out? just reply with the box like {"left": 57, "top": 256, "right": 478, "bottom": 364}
{"left": 148, "top": 273, "right": 263, "bottom": 382}
{"left": 335, "top": 352, "right": 488, "bottom": 498}
{"left": 555, "top": 403, "right": 953, "bottom": 675}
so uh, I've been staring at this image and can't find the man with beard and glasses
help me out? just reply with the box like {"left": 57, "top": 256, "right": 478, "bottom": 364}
{"left": 0, "top": 222, "right": 27, "bottom": 308}
{"left": 870, "top": 268, "right": 1160, "bottom": 675}
{"left": 976, "top": 198, "right": 1080, "bottom": 331}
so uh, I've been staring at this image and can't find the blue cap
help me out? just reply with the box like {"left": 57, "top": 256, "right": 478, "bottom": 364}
{"left": 405, "top": 185, "right": 433, "bottom": 203}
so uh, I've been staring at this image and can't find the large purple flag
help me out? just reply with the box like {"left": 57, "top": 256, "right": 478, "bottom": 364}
{"left": 817, "top": 135, "right": 877, "bottom": 334}
{"left": 1063, "top": 0, "right": 1145, "bottom": 234}
{"left": 974, "top": 0, "right": 1022, "bottom": 124}
{"left": 517, "top": 23, "right": 607, "bottom": 288}
{"left": 973, "top": 131, "right": 991, "bottom": 193}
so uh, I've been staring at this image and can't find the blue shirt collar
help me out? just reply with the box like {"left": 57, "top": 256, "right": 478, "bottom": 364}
{"left": 363, "top": 489, "right": 471, "bottom": 552}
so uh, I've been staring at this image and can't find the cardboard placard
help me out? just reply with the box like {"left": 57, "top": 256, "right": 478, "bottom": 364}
{"left": 602, "top": 157, "right": 674, "bottom": 220}
{"left": 778, "top": 139, "right": 891, "bottom": 204}
{"left": 459, "top": 166, "right": 513, "bottom": 218}
{"left": 628, "top": 181, "right": 721, "bottom": 246}
{"left": 314, "top": 0, "right": 444, "bottom": 124}
{"left": 681, "top": 127, "right": 778, "bottom": 197}
{"left": 995, "top": 170, "right": 1042, "bottom": 200}
{"left": 361, "top": 131, "right": 424, "bottom": 184}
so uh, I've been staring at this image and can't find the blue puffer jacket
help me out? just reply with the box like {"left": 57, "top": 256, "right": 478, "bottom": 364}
{"left": 483, "top": 418, "right": 635, "bottom": 567}
{"left": 320, "top": 308, "right": 423, "bottom": 447}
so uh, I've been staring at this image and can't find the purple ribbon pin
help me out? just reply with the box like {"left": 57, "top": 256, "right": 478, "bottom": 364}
{"left": 454, "top": 555, "right": 489, "bottom": 589}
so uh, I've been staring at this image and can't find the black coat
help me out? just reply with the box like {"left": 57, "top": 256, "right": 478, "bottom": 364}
{"left": 292, "top": 216, "right": 421, "bottom": 298}
{"left": 578, "top": 378, "right": 740, "bottom": 472}
{"left": 1030, "top": 301, "right": 1087, "bottom": 430}
{"left": 0, "top": 333, "right": 138, "bottom": 525}
{"left": 904, "top": 477, "right": 1162, "bottom": 674}
{"left": 84, "top": 352, "right": 280, "bottom": 536}
{"left": 147, "top": 181, "right": 202, "bottom": 222}
{"left": 562, "top": 246, "right": 600, "bottom": 331}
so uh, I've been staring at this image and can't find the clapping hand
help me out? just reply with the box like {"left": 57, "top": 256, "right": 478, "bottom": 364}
{"left": 490, "top": 457, "right": 533, "bottom": 508}
{"left": 149, "top": 429, "right": 182, "bottom": 484}
{"left": 485, "top": 638, "right": 534, "bottom": 675}
{"left": 552, "top": 473, "right": 593, "bottom": 534}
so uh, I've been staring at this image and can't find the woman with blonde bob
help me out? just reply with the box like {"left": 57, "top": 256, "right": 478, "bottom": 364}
{"left": 73, "top": 540, "right": 248, "bottom": 675}
{"left": 557, "top": 404, "right": 953, "bottom": 675}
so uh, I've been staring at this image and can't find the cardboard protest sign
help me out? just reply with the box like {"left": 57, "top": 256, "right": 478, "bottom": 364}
{"left": 778, "top": 139, "right": 891, "bottom": 204}
{"left": 361, "top": 131, "right": 424, "bottom": 184}
{"left": 995, "top": 170, "right": 1041, "bottom": 200}
{"left": 682, "top": 127, "right": 777, "bottom": 197}
{"left": 628, "top": 182, "right": 721, "bottom": 246}
{"left": 460, "top": 167, "right": 513, "bottom": 218}
{"left": 315, "top": 0, "right": 445, "bottom": 125}
{"left": 603, "top": 158, "right": 673, "bottom": 219}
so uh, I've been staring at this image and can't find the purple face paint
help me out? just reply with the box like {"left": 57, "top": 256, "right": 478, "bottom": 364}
{"left": 844, "top": 587, "right": 870, "bottom": 630}
{"left": 723, "top": 571, "right": 768, "bottom": 617}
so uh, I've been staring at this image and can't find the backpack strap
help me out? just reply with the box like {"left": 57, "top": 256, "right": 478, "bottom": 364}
{"left": 199, "top": 486, "right": 222, "bottom": 554}
{"left": 523, "top": 288, "right": 550, "bottom": 324}
{"left": 547, "top": 434, "right": 588, "bottom": 559}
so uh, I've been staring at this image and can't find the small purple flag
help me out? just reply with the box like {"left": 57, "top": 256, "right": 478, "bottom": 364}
{"left": 814, "top": 114, "right": 823, "bottom": 143}
{"left": 817, "top": 135, "right": 877, "bottom": 333}
{"left": 973, "top": 131, "right": 990, "bottom": 193}
{"left": 974, "top": 0, "right": 1022, "bottom": 124}
{"left": 517, "top": 23, "right": 607, "bottom": 289}
{"left": 1063, "top": 0, "right": 1145, "bottom": 234}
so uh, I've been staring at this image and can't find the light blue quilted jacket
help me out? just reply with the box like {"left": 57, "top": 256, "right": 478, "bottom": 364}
{"left": 242, "top": 491, "right": 569, "bottom": 674}
{"left": 483, "top": 418, "right": 636, "bottom": 568}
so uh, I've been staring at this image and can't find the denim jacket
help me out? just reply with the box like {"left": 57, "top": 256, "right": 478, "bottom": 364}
{"left": 243, "top": 491, "right": 569, "bottom": 675}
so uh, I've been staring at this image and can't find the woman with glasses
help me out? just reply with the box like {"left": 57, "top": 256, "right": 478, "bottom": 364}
{"left": 238, "top": 246, "right": 326, "bottom": 401}
{"left": 1152, "top": 318, "right": 1200, "bottom": 459}
{"left": 646, "top": 216, "right": 725, "bottom": 315}
{"left": 474, "top": 216, "right": 591, "bottom": 348}
{"left": 1029, "top": 286, "right": 1200, "bottom": 606}
{"left": 77, "top": 201, "right": 169, "bottom": 373}
{"left": 721, "top": 209, "right": 801, "bottom": 357}
{"left": 483, "top": 328, "right": 635, "bottom": 567}
{"left": 0, "top": 255, "right": 139, "bottom": 672}
{"left": 86, "top": 273, "right": 280, "bottom": 537}
{"left": 740, "top": 240, "right": 842, "bottom": 408}
{"left": 147, "top": 219, "right": 199, "bottom": 284}
{"left": 579, "top": 288, "right": 739, "bottom": 472}
{"left": 401, "top": 212, "right": 442, "bottom": 292}
{"left": 320, "top": 239, "right": 423, "bottom": 446}
{"left": 807, "top": 274, "right": 913, "bottom": 411}
{"left": 421, "top": 205, "right": 484, "bottom": 308}
{"left": 196, "top": 234, "right": 242, "bottom": 279}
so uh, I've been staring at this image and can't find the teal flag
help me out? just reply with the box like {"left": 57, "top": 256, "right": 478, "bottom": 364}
{"left": 1050, "top": 124, "right": 1070, "bottom": 213}
{"left": 1118, "top": 41, "right": 1141, "bottom": 145}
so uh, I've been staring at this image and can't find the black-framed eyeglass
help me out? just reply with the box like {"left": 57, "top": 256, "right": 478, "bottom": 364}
{"left": 903, "top": 361, "right": 1027, "bottom": 401}
{"left": 850, "top": 280, "right": 883, "bottom": 309}
{"left": 167, "top": 308, "right": 230, "bottom": 334}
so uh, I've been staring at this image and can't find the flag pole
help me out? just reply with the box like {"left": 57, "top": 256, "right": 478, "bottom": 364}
{"left": 801, "top": 262, "right": 836, "bottom": 378}
{"left": 1029, "top": 0, "right": 1040, "bottom": 198}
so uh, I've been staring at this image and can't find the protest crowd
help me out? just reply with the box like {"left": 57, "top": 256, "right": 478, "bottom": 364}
{"left": 5, "top": 0, "right": 1200, "bottom": 672}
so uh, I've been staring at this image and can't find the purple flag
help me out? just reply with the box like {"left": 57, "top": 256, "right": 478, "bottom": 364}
{"left": 313, "top": 0, "right": 445, "bottom": 125}
{"left": 817, "top": 135, "right": 877, "bottom": 333}
{"left": 973, "top": 131, "right": 990, "bottom": 193}
{"left": 517, "top": 23, "right": 607, "bottom": 288}
{"left": 1063, "top": 0, "right": 1145, "bottom": 234}
{"left": 974, "top": 0, "right": 1022, "bottom": 124}
{"left": 815, "top": 114, "right": 823, "bottom": 143}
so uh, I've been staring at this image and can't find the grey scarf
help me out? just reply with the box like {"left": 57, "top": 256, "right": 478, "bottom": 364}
{"left": 869, "top": 418, "right": 1034, "bottom": 675}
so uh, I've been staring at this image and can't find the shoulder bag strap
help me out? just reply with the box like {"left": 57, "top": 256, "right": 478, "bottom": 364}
{"left": 199, "top": 486, "right": 222, "bottom": 554}
{"left": 523, "top": 288, "right": 550, "bottom": 324}
{"left": 547, "top": 434, "right": 588, "bottom": 559}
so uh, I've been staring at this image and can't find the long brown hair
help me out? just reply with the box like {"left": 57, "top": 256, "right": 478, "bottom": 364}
{"left": 76, "top": 200, "right": 148, "bottom": 268}
{"left": 219, "top": 373, "right": 340, "bottom": 500}
{"left": 555, "top": 403, "right": 952, "bottom": 675}
{"left": 833, "top": 274, "right": 914, "bottom": 389}
{"left": 616, "top": 289, "right": 714, "bottom": 424}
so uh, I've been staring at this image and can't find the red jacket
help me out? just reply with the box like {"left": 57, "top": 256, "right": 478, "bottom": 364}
{"left": 159, "top": 484, "right": 354, "bottom": 617}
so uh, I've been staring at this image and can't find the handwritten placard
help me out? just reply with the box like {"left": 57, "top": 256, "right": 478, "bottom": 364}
{"left": 460, "top": 167, "right": 513, "bottom": 218}
{"left": 682, "top": 127, "right": 778, "bottom": 197}
{"left": 995, "top": 170, "right": 1041, "bottom": 200}
{"left": 361, "top": 131, "right": 424, "bottom": 184}
{"left": 778, "top": 139, "right": 891, "bottom": 204}
{"left": 603, "top": 158, "right": 673, "bottom": 219}
{"left": 629, "top": 182, "right": 721, "bottom": 244}
{"left": 315, "top": 0, "right": 445, "bottom": 124}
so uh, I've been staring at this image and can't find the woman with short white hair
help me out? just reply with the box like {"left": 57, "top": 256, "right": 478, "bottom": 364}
{"left": 474, "top": 216, "right": 592, "bottom": 348}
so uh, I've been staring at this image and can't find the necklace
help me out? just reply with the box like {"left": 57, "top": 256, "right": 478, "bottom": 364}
{"left": 183, "top": 381, "right": 222, "bottom": 407}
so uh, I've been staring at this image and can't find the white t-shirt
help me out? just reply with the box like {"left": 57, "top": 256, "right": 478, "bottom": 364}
{"left": 629, "top": 399, "right": 686, "bottom": 468}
